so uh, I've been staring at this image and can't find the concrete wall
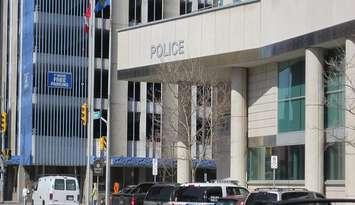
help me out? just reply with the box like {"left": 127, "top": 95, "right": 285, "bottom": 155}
{"left": 116, "top": 0, "right": 355, "bottom": 70}
{"left": 248, "top": 64, "right": 277, "bottom": 138}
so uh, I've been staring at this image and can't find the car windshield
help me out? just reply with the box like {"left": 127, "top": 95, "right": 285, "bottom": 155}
{"left": 145, "top": 186, "right": 175, "bottom": 201}
{"left": 246, "top": 192, "right": 277, "bottom": 205}
{"left": 175, "top": 186, "right": 222, "bottom": 202}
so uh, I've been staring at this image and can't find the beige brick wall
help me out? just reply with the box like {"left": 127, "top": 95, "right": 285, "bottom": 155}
{"left": 248, "top": 63, "right": 278, "bottom": 138}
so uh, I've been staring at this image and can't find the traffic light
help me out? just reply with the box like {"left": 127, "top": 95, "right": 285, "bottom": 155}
{"left": 81, "top": 103, "right": 88, "bottom": 126}
{"left": 1, "top": 112, "right": 7, "bottom": 134}
{"left": 99, "top": 136, "right": 107, "bottom": 151}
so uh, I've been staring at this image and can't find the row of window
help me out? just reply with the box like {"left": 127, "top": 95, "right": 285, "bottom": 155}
{"left": 129, "top": 0, "right": 239, "bottom": 27}
{"left": 278, "top": 55, "right": 344, "bottom": 133}
{"left": 248, "top": 143, "right": 344, "bottom": 180}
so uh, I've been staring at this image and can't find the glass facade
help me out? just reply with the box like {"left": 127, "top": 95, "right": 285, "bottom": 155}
{"left": 248, "top": 145, "right": 305, "bottom": 180}
{"left": 278, "top": 60, "right": 305, "bottom": 133}
{"left": 325, "top": 142, "right": 345, "bottom": 180}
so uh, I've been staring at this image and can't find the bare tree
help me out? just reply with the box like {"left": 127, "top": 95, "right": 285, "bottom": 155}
{"left": 152, "top": 59, "right": 230, "bottom": 182}
{"left": 324, "top": 47, "right": 355, "bottom": 148}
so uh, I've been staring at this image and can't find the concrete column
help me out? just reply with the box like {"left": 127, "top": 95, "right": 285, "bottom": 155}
{"left": 191, "top": 86, "right": 197, "bottom": 159}
{"left": 17, "top": 166, "right": 30, "bottom": 202}
{"left": 111, "top": 0, "right": 129, "bottom": 30}
{"left": 139, "top": 82, "right": 147, "bottom": 157}
{"left": 230, "top": 68, "right": 247, "bottom": 186}
{"left": 345, "top": 39, "right": 355, "bottom": 198}
{"left": 141, "top": 0, "right": 148, "bottom": 24}
{"left": 162, "top": 83, "right": 178, "bottom": 158}
{"left": 163, "top": 0, "right": 180, "bottom": 18}
{"left": 223, "top": 0, "right": 234, "bottom": 5}
{"left": 176, "top": 141, "right": 190, "bottom": 183}
{"left": 305, "top": 48, "right": 324, "bottom": 193}
{"left": 111, "top": 81, "right": 128, "bottom": 156}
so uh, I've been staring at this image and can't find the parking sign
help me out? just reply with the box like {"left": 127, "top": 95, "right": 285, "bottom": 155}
{"left": 271, "top": 155, "right": 278, "bottom": 169}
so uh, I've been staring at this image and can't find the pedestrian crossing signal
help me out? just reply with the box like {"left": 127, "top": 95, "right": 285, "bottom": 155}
{"left": 99, "top": 136, "right": 107, "bottom": 151}
{"left": 81, "top": 103, "right": 88, "bottom": 126}
{"left": 1, "top": 112, "right": 7, "bottom": 134}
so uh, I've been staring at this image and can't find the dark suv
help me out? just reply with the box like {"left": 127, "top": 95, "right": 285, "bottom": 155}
{"left": 244, "top": 188, "right": 328, "bottom": 205}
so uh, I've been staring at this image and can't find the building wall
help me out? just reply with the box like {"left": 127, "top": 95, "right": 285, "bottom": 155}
{"left": 248, "top": 64, "right": 278, "bottom": 138}
{"left": 116, "top": 0, "right": 355, "bottom": 70}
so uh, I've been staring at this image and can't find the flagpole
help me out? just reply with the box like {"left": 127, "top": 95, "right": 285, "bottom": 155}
{"left": 105, "top": 0, "right": 112, "bottom": 204}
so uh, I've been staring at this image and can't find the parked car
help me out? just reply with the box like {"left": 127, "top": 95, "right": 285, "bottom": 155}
{"left": 217, "top": 195, "right": 247, "bottom": 205}
{"left": 143, "top": 183, "right": 179, "bottom": 205}
{"left": 244, "top": 188, "right": 328, "bottom": 205}
{"left": 32, "top": 176, "right": 80, "bottom": 205}
{"left": 173, "top": 182, "right": 249, "bottom": 205}
{"left": 111, "top": 182, "right": 155, "bottom": 205}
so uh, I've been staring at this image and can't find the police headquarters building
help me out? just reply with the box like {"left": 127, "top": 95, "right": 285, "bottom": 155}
{"left": 112, "top": 0, "right": 355, "bottom": 199}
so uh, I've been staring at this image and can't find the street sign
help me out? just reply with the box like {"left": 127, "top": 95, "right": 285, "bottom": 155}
{"left": 271, "top": 155, "right": 278, "bottom": 169}
{"left": 93, "top": 160, "right": 104, "bottom": 176}
{"left": 93, "top": 111, "right": 102, "bottom": 120}
{"left": 47, "top": 71, "right": 72, "bottom": 89}
{"left": 152, "top": 158, "right": 158, "bottom": 176}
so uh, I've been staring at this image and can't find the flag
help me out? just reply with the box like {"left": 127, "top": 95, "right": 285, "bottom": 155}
{"left": 94, "top": 0, "right": 110, "bottom": 13}
{"left": 84, "top": 3, "right": 91, "bottom": 33}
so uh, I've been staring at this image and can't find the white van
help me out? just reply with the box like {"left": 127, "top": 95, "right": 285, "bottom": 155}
{"left": 32, "top": 176, "right": 80, "bottom": 205}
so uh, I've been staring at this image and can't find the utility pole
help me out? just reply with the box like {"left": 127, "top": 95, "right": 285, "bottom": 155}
{"left": 105, "top": 0, "right": 112, "bottom": 204}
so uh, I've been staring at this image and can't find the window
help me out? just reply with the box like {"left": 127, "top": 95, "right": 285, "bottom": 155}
{"left": 325, "top": 49, "right": 345, "bottom": 128}
{"left": 197, "top": 86, "right": 211, "bottom": 106}
{"left": 54, "top": 179, "right": 65, "bottom": 190}
{"left": 146, "top": 114, "right": 161, "bottom": 141}
{"left": 248, "top": 145, "right": 305, "bottom": 180}
{"left": 145, "top": 186, "right": 175, "bottom": 201}
{"left": 66, "top": 180, "right": 76, "bottom": 191}
{"left": 325, "top": 142, "right": 344, "bottom": 180}
{"left": 129, "top": 0, "right": 142, "bottom": 26}
{"left": 197, "top": 117, "right": 211, "bottom": 144}
{"left": 147, "top": 83, "right": 161, "bottom": 102}
{"left": 278, "top": 60, "right": 305, "bottom": 133}
{"left": 180, "top": 0, "right": 193, "bottom": 15}
{"left": 206, "top": 187, "right": 222, "bottom": 202}
{"left": 128, "top": 82, "right": 141, "bottom": 101}
{"left": 226, "top": 187, "right": 240, "bottom": 196}
{"left": 148, "top": 0, "right": 162, "bottom": 22}
{"left": 281, "top": 192, "right": 310, "bottom": 200}
{"left": 198, "top": 0, "right": 212, "bottom": 10}
{"left": 127, "top": 112, "right": 140, "bottom": 141}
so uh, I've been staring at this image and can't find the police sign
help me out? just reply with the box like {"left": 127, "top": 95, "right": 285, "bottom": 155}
{"left": 48, "top": 71, "right": 72, "bottom": 89}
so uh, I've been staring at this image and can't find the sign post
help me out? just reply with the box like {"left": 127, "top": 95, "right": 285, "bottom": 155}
{"left": 152, "top": 158, "right": 158, "bottom": 182}
{"left": 271, "top": 156, "right": 278, "bottom": 188}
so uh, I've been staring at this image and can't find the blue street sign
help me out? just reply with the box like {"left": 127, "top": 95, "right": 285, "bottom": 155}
{"left": 47, "top": 71, "right": 72, "bottom": 89}
{"left": 93, "top": 111, "right": 102, "bottom": 120}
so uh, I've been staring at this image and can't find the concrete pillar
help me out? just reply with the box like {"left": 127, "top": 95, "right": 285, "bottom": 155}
{"left": 305, "top": 48, "right": 324, "bottom": 193}
{"left": 139, "top": 82, "right": 147, "bottom": 157}
{"left": 111, "top": 1, "right": 129, "bottom": 157}
{"left": 176, "top": 141, "right": 190, "bottom": 183}
{"left": 17, "top": 166, "right": 30, "bottom": 202}
{"left": 163, "top": 0, "right": 180, "bottom": 18}
{"left": 345, "top": 39, "right": 355, "bottom": 198}
{"left": 141, "top": 0, "right": 148, "bottom": 24}
{"left": 111, "top": 81, "right": 128, "bottom": 156}
{"left": 192, "top": 0, "right": 198, "bottom": 12}
{"left": 191, "top": 86, "right": 197, "bottom": 159}
{"left": 230, "top": 68, "right": 247, "bottom": 186}
{"left": 223, "top": 0, "right": 234, "bottom": 5}
{"left": 162, "top": 83, "right": 179, "bottom": 158}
